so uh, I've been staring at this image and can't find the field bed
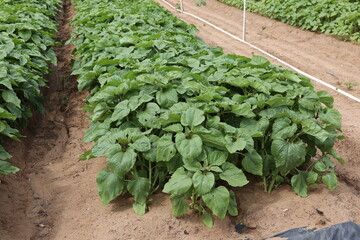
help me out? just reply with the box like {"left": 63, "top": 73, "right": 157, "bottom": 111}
{"left": 0, "top": 0, "right": 360, "bottom": 239}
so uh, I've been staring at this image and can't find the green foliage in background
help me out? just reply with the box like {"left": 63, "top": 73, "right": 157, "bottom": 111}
{"left": 71, "top": 0, "right": 344, "bottom": 227}
{"left": 218, "top": 0, "right": 360, "bottom": 43}
{"left": 0, "top": 0, "right": 60, "bottom": 174}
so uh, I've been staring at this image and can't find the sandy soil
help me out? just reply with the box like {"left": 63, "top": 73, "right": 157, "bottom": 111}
{"left": 0, "top": 0, "right": 360, "bottom": 239}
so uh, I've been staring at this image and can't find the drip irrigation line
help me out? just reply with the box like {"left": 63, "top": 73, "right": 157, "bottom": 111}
{"left": 159, "top": 0, "right": 360, "bottom": 103}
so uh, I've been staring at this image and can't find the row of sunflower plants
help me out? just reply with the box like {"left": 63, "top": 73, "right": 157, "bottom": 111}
{"left": 0, "top": 0, "right": 61, "bottom": 174}
{"left": 218, "top": 0, "right": 360, "bottom": 43}
{"left": 70, "top": 0, "right": 344, "bottom": 227}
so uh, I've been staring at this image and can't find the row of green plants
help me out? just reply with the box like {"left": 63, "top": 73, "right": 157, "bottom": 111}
{"left": 0, "top": 0, "right": 60, "bottom": 174}
{"left": 71, "top": 0, "right": 344, "bottom": 227}
{"left": 218, "top": 0, "right": 360, "bottom": 43}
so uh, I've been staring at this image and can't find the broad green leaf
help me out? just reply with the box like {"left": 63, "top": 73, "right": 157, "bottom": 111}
{"left": 163, "top": 167, "right": 192, "bottom": 195}
{"left": 250, "top": 55, "right": 270, "bottom": 66}
{"left": 307, "top": 171, "right": 318, "bottom": 184}
{"left": 0, "top": 160, "right": 19, "bottom": 175}
{"left": 136, "top": 102, "right": 161, "bottom": 128}
{"left": 111, "top": 100, "right": 130, "bottom": 122}
{"left": 220, "top": 162, "right": 249, "bottom": 187}
{"left": 271, "top": 118, "right": 297, "bottom": 140}
{"left": 317, "top": 91, "right": 334, "bottom": 107}
{"left": 84, "top": 121, "right": 110, "bottom": 142}
{"left": 0, "top": 107, "right": 16, "bottom": 120}
{"left": 156, "top": 135, "right": 176, "bottom": 162}
{"left": 202, "top": 186, "right": 230, "bottom": 219}
{"left": 156, "top": 88, "right": 178, "bottom": 108}
{"left": 267, "top": 97, "right": 294, "bottom": 107}
{"left": 132, "top": 136, "right": 151, "bottom": 152}
{"left": 2, "top": 90, "right": 21, "bottom": 108}
{"left": 163, "top": 124, "right": 183, "bottom": 133}
{"left": 106, "top": 147, "right": 137, "bottom": 177}
{"left": 231, "top": 103, "right": 256, "bottom": 118}
{"left": 127, "top": 177, "right": 151, "bottom": 204}
{"left": 181, "top": 108, "right": 205, "bottom": 128}
{"left": 322, "top": 173, "right": 338, "bottom": 190}
{"left": 319, "top": 109, "right": 341, "bottom": 129}
{"left": 208, "top": 150, "right": 228, "bottom": 166}
{"left": 242, "top": 151, "right": 263, "bottom": 176}
{"left": 271, "top": 139, "right": 306, "bottom": 175}
{"left": 170, "top": 195, "right": 190, "bottom": 217}
{"left": 175, "top": 133, "right": 203, "bottom": 159}
{"left": 96, "top": 168, "right": 124, "bottom": 205}
{"left": 225, "top": 135, "right": 247, "bottom": 154}
{"left": 228, "top": 190, "right": 238, "bottom": 216}
{"left": 203, "top": 211, "right": 214, "bottom": 228}
{"left": 314, "top": 161, "right": 327, "bottom": 172}
{"left": 192, "top": 171, "right": 215, "bottom": 195}
{"left": 291, "top": 171, "right": 308, "bottom": 197}
{"left": 301, "top": 120, "right": 329, "bottom": 142}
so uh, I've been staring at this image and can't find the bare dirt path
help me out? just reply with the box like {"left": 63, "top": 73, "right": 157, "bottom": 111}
{"left": 1, "top": 0, "right": 360, "bottom": 239}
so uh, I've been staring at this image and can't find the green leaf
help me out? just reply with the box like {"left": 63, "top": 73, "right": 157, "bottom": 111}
{"left": 137, "top": 102, "right": 161, "bottom": 128}
{"left": 220, "top": 162, "right": 249, "bottom": 187}
{"left": 170, "top": 195, "right": 190, "bottom": 217}
{"left": 0, "top": 107, "right": 16, "bottom": 120}
{"left": 163, "top": 124, "right": 183, "bottom": 133}
{"left": 0, "top": 160, "right": 19, "bottom": 175}
{"left": 181, "top": 108, "right": 205, "bottom": 128}
{"left": 202, "top": 186, "right": 230, "bottom": 219}
{"left": 175, "top": 133, "right": 203, "bottom": 159}
{"left": 271, "top": 118, "right": 297, "bottom": 140}
{"left": 314, "top": 161, "right": 327, "bottom": 172}
{"left": 231, "top": 103, "right": 256, "bottom": 118}
{"left": 106, "top": 147, "right": 137, "bottom": 177}
{"left": 111, "top": 100, "right": 130, "bottom": 122}
{"left": 301, "top": 120, "right": 329, "bottom": 143}
{"left": 228, "top": 190, "right": 238, "bottom": 216}
{"left": 250, "top": 55, "right": 270, "bottom": 66}
{"left": 291, "top": 171, "right": 308, "bottom": 197}
{"left": 156, "top": 88, "right": 178, "bottom": 108}
{"left": 317, "top": 91, "right": 334, "bottom": 107}
{"left": 133, "top": 201, "right": 146, "bottom": 215}
{"left": 208, "top": 150, "right": 228, "bottom": 166}
{"left": 203, "top": 211, "right": 214, "bottom": 228}
{"left": 225, "top": 136, "right": 247, "bottom": 153}
{"left": 2, "top": 90, "right": 21, "bottom": 108}
{"left": 132, "top": 136, "right": 151, "bottom": 152}
{"left": 96, "top": 168, "right": 124, "bottom": 205}
{"left": 271, "top": 139, "right": 306, "bottom": 175}
{"left": 322, "top": 173, "right": 338, "bottom": 190}
{"left": 192, "top": 171, "right": 215, "bottom": 195}
{"left": 319, "top": 109, "right": 341, "bottom": 129}
{"left": 163, "top": 167, "right": 193, "bottom": 195}
{"left": 329, "top": 149, "right": 344, "bottom": 165}
{"left": 307, "top": 171, "right": 318, "bottom": 184}
{"left": 242, "top": 151, "right": 263, "bottom": 176}
{"left": 0, "top": 145, "right": 12, "bottom": 160}
{"left": 156, "top": 135, "right": 176, "bottom": 162}
{"left": 79, "top": 150, "right": 95, "bottom": 161}
{"left": 127, "top": 177, "right": 151, "bottom": 204}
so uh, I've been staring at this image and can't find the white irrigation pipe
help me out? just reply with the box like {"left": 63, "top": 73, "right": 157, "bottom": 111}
{"left": 160, "top": 0, "right": 360, "bottom": 103}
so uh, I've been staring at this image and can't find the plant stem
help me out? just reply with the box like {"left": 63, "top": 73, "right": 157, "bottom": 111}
{"left": 268, "top": 177, "right": 276, "bottom": 193}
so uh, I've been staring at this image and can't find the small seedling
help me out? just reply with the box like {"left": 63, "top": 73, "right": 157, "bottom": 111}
{"left": 344, "top": 82, "right": 358, "bottom": 90}
{"left": 196, "top": 0, "right": 207, "bottom": 6}
{"left": 262, "top": 26, "right": 266, "bottom": 30}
